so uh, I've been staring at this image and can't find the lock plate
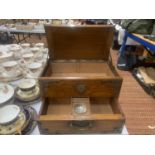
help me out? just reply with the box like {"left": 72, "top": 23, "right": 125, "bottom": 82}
{"left": 75, "top": 84, "right": 86, "bottom": 94}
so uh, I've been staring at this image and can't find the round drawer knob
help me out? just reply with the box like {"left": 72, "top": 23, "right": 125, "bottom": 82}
{"left": 75, "top": 84, "right": 86, "bottom": 94}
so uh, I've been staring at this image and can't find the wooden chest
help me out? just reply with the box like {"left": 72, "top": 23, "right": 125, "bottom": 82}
{"left": 38, "top": 25, "right": 125, "bottom": 134}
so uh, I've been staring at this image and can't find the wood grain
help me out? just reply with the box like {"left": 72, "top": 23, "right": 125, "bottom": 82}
{"left": 45, "top": 25, "right": 114, "bottom": 60}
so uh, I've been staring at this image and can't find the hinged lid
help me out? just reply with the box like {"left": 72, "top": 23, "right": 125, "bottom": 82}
{"left": 45, "top": 25, "right": 114, "bottom": 61}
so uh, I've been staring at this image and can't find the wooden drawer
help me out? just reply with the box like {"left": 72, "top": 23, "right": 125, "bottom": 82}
{"left": 39, "top": 78, "right": 122, "bottom": 98}
{"left": 38, "top": 98, "right": 125, "bottom": 134}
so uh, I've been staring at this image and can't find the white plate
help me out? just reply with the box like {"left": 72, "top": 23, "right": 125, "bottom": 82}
{"left": 18, "top": 79, "right": 36, "bottom": 90}
{"left": 0, "top": 105, "right": 20, "bottom": 124}
{"left": 0, "top": 83, "right": 14, "bottom": 105}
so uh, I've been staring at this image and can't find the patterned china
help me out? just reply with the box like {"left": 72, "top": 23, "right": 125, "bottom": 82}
{"left": 15, "top": 79, "right": 40, "bottom": 102}
{"left": 18, "top": 79, "right": 36, "bottom": 91}
{"left": 0, "top": 112, "right": 26, "bottom": 135}
{"left": 16, "top": 85, "right": 40, "bottom": 102}
{"left": 21, "top": 106, "right": 37, "bottom": 135}
{"left": 0, "top": 106, "right": 37, "bottom": 135}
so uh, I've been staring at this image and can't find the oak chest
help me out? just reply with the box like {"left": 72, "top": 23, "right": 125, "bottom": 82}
{"left": 38, "top": 25, "right": 125, "bottom": 134}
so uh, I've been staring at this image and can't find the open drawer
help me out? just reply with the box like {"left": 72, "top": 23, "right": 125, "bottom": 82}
{"left": 38, "top": 97, "right": 125, "bottom": 134}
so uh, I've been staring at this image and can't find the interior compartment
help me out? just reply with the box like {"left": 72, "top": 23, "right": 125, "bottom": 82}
{"left": 44, "top": 61, "right": 116, "bottom": 78}
{"left": 41, "top": 97, "right": 122, "bottom": 116}
{"left": 90, "top": 98, "right": 113, "bottom": 114}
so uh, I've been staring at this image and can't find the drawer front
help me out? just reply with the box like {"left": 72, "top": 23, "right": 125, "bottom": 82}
{"left": 38, "top": 113, "right": 125, "bottom": 134}
{"left": 38, "top": 119, "right": 124, "bottom": 134}
{"left": 39, "top": 79, "right": 122, "bottom": 98}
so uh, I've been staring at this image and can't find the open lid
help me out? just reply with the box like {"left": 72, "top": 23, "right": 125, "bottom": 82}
{"left": 45, "top": 25, "right": 114, "bottom": 61}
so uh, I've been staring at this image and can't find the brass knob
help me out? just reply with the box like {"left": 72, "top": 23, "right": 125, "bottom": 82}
{"left": 75, "top": 84, "right": 86, "bottom": 94}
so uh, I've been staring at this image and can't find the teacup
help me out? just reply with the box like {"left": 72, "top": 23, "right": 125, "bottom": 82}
{"left": 2, "top": 61, "right": 18, "bottom": 72}
{"left": 0, "top": 52, "right": 13, "bottom": 63}
{"left": 22, "top": 53, "right": 34, "bottom": 62}
{"left": 30, "top": 47, "right": 40, "bottom": 54}
{"left": 18, "top": 79, "right": 36, "bottom": 91}
{"left": 9, "top": 47, "right": 22, "bottom": 59}
{"left": 27, "top": 62, "right": 42, "bottom": 72}
{"left": 35, "top": 43, "right": 44, "bottom": 48}
{"left": 21, "top": 43, "right": 30, "bottom": 49}
{"left": 9, "top": 44, "right": 21, "bottom": 49}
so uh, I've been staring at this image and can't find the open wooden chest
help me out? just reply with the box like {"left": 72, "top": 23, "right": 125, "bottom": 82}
{"left": 38, "top": 25, "right": 125, "bottom": 134}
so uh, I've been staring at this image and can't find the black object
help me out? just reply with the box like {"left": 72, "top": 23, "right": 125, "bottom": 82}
{"left": 132, "top": 68, "right": 155, "bottom": 98}
{"left": 0, "top": 32, "right": 13, "bottom": 44}
{"left": 143, "top": 35, "right": 155, "bottom": 41}
{"left": 117, "top": 53, "right": 138, "bottom": 71}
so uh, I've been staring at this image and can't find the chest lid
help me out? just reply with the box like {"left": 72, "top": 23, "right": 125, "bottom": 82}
{"left": 45, "top": 25, "right": 114, "bottom": 61}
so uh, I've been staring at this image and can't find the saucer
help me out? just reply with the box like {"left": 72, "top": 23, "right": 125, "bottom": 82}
{"left": 15, "top": 97, "right": 41, "bottom": 106}
{"left": 0, "top": 83, "right": 14, "bottom": 106}
{"left": 21, "top": 106, "right": 37, "bottom": 135}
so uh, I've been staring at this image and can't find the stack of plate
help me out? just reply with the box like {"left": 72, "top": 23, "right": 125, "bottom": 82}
{"left": 0, "top": 104, "right": 37, "bottom": 135}
{"left": 15, "top": 79, "right": 40, "bottom": 103}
